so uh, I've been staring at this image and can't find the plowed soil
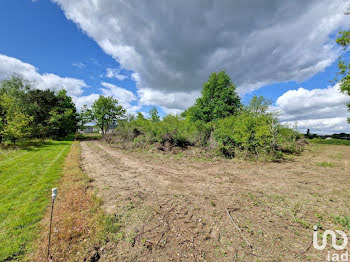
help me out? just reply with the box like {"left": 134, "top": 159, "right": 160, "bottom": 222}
{"left": 80, "top": 141, "right": 350, "bottom": 261}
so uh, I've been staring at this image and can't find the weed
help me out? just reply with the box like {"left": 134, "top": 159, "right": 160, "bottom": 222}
{"left": 333, "top": 215, "right": 350, "bottom": 230}
{"left": 316, "top": 161, "right": 335, "bottom": 167}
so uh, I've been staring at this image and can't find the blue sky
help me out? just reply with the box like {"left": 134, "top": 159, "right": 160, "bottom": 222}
{"left": 0, "top": 0, "right": 349, "bottom": 134}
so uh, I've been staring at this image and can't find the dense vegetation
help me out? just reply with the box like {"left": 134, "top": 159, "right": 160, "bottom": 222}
{"left": 106, "top": 71, "right": 302, "bottom": 160}
{"left": 0, "top": 75, "right": 78, "bottom": 144}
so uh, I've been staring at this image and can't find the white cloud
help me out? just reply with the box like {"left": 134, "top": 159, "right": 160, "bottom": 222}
{"left": 105, "top": 67, "right": 127, "bottom": 80}
{"left": 276, "top": 84, "right": 350, "bottom": 134}
{"left": 0, "top": 54, "right": 87, "bottom": 96}
{"left": 100, "top": 81, "right": 140, "bottom": 114}
{"left": 54, "top": 0, "right": 348, "bottom": 110}
{"left": 138, "top": 88, "right": 199, "bottom": 114}
{"left": 73, "top": 93, "right": 100, "bottom": 111}
{"left": 100, "top": 81, "right": 136, "bottom": 104}
{"left": 72, "top": 62, "right": 86, "bottom": 69}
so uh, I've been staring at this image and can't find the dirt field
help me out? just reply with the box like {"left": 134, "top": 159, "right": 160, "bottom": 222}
{"left": 80, "top": 141, "right": 349, "bottom": 261}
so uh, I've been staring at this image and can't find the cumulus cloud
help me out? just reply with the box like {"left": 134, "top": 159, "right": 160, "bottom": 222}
{"left": 54, "top": 0, "right": 348, "bottom": 110}
{"left": 74, "top": 81, "right": 140, "bottom": 114}
{"left": 101, "top": 81, "right": 136, "bottom": 105}
{"left": 0, "top": 54, "right": 87, "bottom": 96}
{"left": 138, "top": 88, "right": 199, "bottom": 114}
{"left": 73, "top": 93, "right": 100, "bottom": 111}
{"left": 276, "top": 84, "right": 350, "bottom": 134}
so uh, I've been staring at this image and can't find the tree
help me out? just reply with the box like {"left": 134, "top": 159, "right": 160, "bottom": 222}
{"left": 336, "top": 8, "right": 350, "bottom": 122}
{"left": 149, "top": 107, "right": 160, "bottom": 122}
{"left": 186, "top": 71, "right": 241, "bottom": 122}
{"left": 0, "top": 93, "right": 32, "bottom": 144}
{"left": 27, "top": 89, "right": 58, "bottom": 139}
{"left": 136, "top": 112, "right": 145, "bottom": 120}
{"left": 84, "top": 95, "right": 125, "bottom": 135}
{"left": 48, "top": 89, "right": 79, "bottom": 138}
{"left": 0, "top": 75, "right": 32, "bottom": 142}
{"left": 0, "top": 75, "right": 79, "bottom": 141}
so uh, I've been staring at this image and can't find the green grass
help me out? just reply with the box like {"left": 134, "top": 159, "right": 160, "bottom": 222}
{"left": 316, "top": 161, "right": 335, "bottom": 168}
{"left": 311, "top": 139, "right": 350, "bottom": 146}
{"left": 333, "top": 215, "right": 350, "bottom": 230}
{"left": 0, "top": 140, "right": 72, "bottom": 261}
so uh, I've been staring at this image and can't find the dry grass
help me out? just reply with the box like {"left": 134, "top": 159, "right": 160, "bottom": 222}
{"left": 29, "top": 142, "right": 104, "bottom": 262}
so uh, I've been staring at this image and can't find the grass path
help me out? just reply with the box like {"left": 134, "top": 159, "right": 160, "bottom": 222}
{"left": 0, "top": 141, "right": 71, "bottom": 261}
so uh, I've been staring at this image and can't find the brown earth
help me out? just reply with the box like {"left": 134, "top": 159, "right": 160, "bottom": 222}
{"left": 80, "top": 140, "right": 350, "bottom": 261}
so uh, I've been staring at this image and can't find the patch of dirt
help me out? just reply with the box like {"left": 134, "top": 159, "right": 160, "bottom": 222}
{"left": 80, "top": 141, "right": 350, "bottom": 261}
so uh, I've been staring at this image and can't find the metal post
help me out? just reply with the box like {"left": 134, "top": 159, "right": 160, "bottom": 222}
{"left": 47, "top": 188, "right": 57, "bottom": 260}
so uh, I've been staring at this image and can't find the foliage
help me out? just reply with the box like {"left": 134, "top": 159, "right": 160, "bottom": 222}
{"left": 336, "top": 10, "right": 350, "bottom": 122}
{"left": 185, "top": 71, "right": 241, "bottom": 122}
{"left": 149, "top": 107, "right": 160, "bottom": 122}
{"left": 0, "top": 75, "right": 79, "bottom": 143}
{"left": 0, "top": 93, "right": 33, "bottom": 144}
{"left": 26, "top": 89, "right": 59, "bottom": 138}
{"left": 213, "top": 96, "right": 299, "bottom": 159}
{"left": 83, "top": 95, "right": 126, "bottom": 135}
{"left": 48, "top": 89, "right": 79, "bottom": 138}
{"left": 100, "top": 71, "right": 302, "bottom": 160}
{"left": 111, "top": 95, "right": 300, "bottom": 159}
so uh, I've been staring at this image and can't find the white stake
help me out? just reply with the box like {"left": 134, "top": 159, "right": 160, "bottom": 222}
{"left": 47, "top": 188, "right": 58, "bottom": 260}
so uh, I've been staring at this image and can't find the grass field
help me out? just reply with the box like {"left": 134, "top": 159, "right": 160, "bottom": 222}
{"left": 311, "top": 138, "right": 350, "bottom": 145}
{"left": 0, "top": 140, "right": 72, "bottom": 261}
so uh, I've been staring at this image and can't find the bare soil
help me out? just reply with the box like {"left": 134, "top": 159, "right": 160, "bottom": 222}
{"left": 80, "top": 141, "right": 350, "bottom": 261}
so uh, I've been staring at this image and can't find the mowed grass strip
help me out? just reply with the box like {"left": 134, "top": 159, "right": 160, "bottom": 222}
{"left": 32, "top": 142, "right": 105, "bottom": 262}
{"left": 0, "top": 140, "right": 71, "bottom": 261}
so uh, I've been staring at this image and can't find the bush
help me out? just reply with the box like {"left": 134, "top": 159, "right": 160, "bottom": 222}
{"left": 213, "top": 97, "right": 301, "bottom": 159}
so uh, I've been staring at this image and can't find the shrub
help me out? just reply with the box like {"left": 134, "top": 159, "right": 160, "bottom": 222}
{"left": 213, "top": 97, "right": 301, "bottom": 159}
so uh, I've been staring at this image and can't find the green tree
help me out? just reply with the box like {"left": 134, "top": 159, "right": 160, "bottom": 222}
{"left": 27, "top": 89, "right": 58, "bottom": 139}
{"left": 84, "top": 95, "right": 126, "bottom": 135}
{"left": 187, "top": 71, "right": 241, "bottom": 122}
{"left": 149, "top": 107, "right": 160, "bottom": 122}
{"left": 136, "top": 112, "right": 145, "bottom": 120}
{"left": 0, "top": 94, "right": 32, "bottom": 144}
{"left": 336, "top": 8, "right": 350, "bottom": 122}
{"left": 0, "top": 75, "right": 32, "bottom": 142}
{"left": 48, "top": 89, "right": 79, "bottom": 138}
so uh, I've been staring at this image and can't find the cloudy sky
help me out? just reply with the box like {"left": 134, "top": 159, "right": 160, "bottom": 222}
{"left": 0, "top": 0, "right": 349, "bottom": 134}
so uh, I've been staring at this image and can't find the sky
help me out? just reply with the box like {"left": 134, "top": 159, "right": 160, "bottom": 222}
{"left": 0, "top": 0, "right": 349, "bottom": 134}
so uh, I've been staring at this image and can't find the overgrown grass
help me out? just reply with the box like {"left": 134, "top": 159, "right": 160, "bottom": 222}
{"left": 311, "top": 139, "right": 350, "bottom": 146}
{"left": 0, "top": 140, "right": 72, "bottom": 261}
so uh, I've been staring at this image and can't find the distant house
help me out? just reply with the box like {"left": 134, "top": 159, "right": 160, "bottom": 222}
{"left": 325, "top": 137, "right": 332, "bottom": 140}
{"left": 79, "top": 126, "right": 98, "bottom": 134}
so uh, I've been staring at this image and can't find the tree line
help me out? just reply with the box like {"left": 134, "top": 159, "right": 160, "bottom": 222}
{"left": 0, "top": 75, "right": 78, "bottom": 144}
{"left": 0, "top": 74, "right": 127, "bottom": 144}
